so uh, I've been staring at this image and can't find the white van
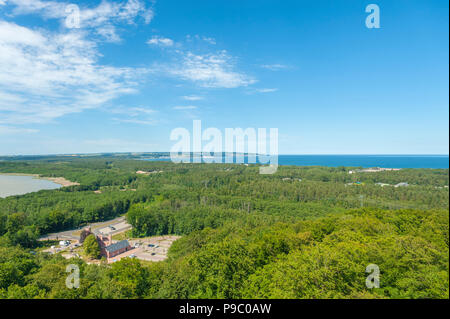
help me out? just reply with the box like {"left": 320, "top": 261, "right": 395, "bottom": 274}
{"left": 59, "top": 240, "right": 70, "bottom": 247}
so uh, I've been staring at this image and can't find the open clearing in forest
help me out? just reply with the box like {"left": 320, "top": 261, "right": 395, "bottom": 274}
{"left": 39, "top": 216, "right": 131, "bottom": 241}
{"left": 108, "top": 235, "right": 181, "bottom": 263}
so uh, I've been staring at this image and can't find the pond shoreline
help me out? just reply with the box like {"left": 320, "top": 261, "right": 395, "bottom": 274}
{"left": 0, "top": 173, "right": 79, "bottom": 187}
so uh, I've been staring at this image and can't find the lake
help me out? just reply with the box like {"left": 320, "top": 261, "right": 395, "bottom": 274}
{"left": 0, "top": 174, "right": 62, "bottom": 198}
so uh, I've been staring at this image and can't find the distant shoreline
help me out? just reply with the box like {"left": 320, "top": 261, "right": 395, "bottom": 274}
{"left": 0, "top": 173, "right": 79, "bottom": 187}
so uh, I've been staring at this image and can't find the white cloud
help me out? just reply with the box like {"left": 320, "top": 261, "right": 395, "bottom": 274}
{"left": 96, "top": 25, "right": 121, "bottom": 43}
{"left": 168, "top": 51, "right": 256, "bottom": 88}
{"left": 0, "top": 20, "right": 146, "bottom": 125}
{"left": 186, "top": 34, "right": 216, "bottom": 45}
{"left": 112, "top": 118, "right": 158, "bottom": 125}
{"left": 261, "top": 64, "right": 288, "bottom": 71}
{"left": 173, "top": 105, "right": 198, "bottom": 110}
{"left": 202, "top": 36, "right": 216, "bottom": 45}
{"left": 0, "top": 125, "right": 38, "bottom": 135}
{"left": 146, "top": 35, "right": 254, "bottom": 89}
{"left": 128, "top": 107, "right": 157, "bottom": 115}
{"left": 108, "top": 106, "right": 158, "bottom": 125}
{"left": 147, "top": 36, "right": 174, "bottom": 47}
{"left": 109, "top": 106, "right": 157, "bottom": 116}
{"left": 182, "top": 95, "right": 204, "bottom": 101}
{"left": 4, "top": 0, "right": 153, "bottom": 42}
{"left": 255, "top": 88, "right": 278, "bottom": 93}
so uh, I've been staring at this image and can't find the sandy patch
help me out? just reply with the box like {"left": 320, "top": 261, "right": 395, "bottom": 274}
{"left": 136, "top": 170, "right": 163, "bottom": 175}
{"left": 43, "top": 177, "right": 79, "bottom": 187}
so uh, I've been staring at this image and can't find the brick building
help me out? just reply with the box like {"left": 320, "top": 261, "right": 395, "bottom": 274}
{"left": 79, "top": 227, "right": 132, "bottom": 259}
{"left": 104, "top": 240, "right": 132, "bottom": 258}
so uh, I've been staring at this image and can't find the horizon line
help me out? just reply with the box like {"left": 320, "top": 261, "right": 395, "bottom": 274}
{"left": 0, "top": 152, "right": 449, "bottom": 157}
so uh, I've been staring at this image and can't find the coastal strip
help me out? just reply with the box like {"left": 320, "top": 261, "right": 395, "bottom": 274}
{"left": 0, "top": 173, "right": 79, "bottom": 187}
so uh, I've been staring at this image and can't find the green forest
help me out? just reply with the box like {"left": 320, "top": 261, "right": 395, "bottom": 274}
{"left": 0, "top": 157, "right": 448, "bottom": 299}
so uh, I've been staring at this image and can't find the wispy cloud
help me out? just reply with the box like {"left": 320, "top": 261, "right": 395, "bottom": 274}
{"left": 112, "top": 118, "right": 158, "bottom": 125}
{"left": 255, "top": 88, "right": 278, "bottom": 93}
{"left": 186, "top": 34, "right": 216, "bottom": 45}
{"left": 147, "top": 36, "right": 174, "bottom": 47}
{"left": 260, "top": 64, "right": 288, "bottom": 71}
{"left": 0, "top": 20, "right": 146, "bottom": 125}
{"left": 167, "top": 51, "right": 256, "bottom": 88}
{"left": 173, "top": 105, "right": 198, "bottom": 110}
{"left": 182, "top": 95, "right": 204, "bottom": 101}
{"left": 0, "top": 125, "right": 38, "bottom": 135}
{"left": 201, "top": 36, "right": 216, "bottom": 45}
{"left": 108, "top": 106, "right": 157, "bottom": 125}
{"left": 5, "top": 0, "right": 153, "bottom": 42}
{"left": 146, "top": 34, "right": 253, "bottom": 89}
{"left": 109, "top": 106, "right": 157, "bottom": 116}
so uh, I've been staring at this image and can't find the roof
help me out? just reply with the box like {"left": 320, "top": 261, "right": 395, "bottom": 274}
{"left": 105, "top": 240, "right": 130, "bottom": 253}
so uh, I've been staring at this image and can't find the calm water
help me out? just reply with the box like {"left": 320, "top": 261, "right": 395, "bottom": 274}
{"left": 0, "top": 175, "right": 61, "bottom": 198}
{"left": 144, "top": 155, "right": 449, "bottom": 168}
{"left": 276, "top": 155, "right": 449, "bottom": 168}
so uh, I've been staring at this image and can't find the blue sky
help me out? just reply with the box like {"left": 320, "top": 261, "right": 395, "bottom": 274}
{"left": 0, "top": 0, "right": 448, "bottom": 155}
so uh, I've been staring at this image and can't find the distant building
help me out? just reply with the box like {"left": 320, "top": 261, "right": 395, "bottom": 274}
{"left": 395, "top": 182, "right": 409, "bottom": 187}
{"left": 376, "top": 182, "right": 390, "bottom": 187}
{"left": 357, "top": 167, "right": 402, "bottom": 173}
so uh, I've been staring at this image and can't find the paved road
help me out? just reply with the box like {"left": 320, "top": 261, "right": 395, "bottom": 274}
{"left": 39, "top": 216, "right": 131, "bottom": 241}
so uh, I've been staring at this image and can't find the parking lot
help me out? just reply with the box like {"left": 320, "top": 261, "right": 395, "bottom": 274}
{"left": 42, "top": 241, "right": 81, "bottom": 255}
{"left": 108, "top": 235, "right": 181, "bottom": 263}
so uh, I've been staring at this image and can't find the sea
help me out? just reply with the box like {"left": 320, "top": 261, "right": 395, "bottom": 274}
{"left": 143, "top": 155, "right": 449, "bottom": 169}
{"left": 0, "top": 175, "right": 61, "bottom": 198}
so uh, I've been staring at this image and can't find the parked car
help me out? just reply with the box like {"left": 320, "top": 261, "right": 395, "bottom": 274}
{"left": 59, "top": 240, "right": 70, "bottom": 247}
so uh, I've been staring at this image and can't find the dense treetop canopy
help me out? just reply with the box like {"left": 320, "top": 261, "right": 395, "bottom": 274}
{"left": 0, "top": 158, "right": 448, "bottom": 299}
